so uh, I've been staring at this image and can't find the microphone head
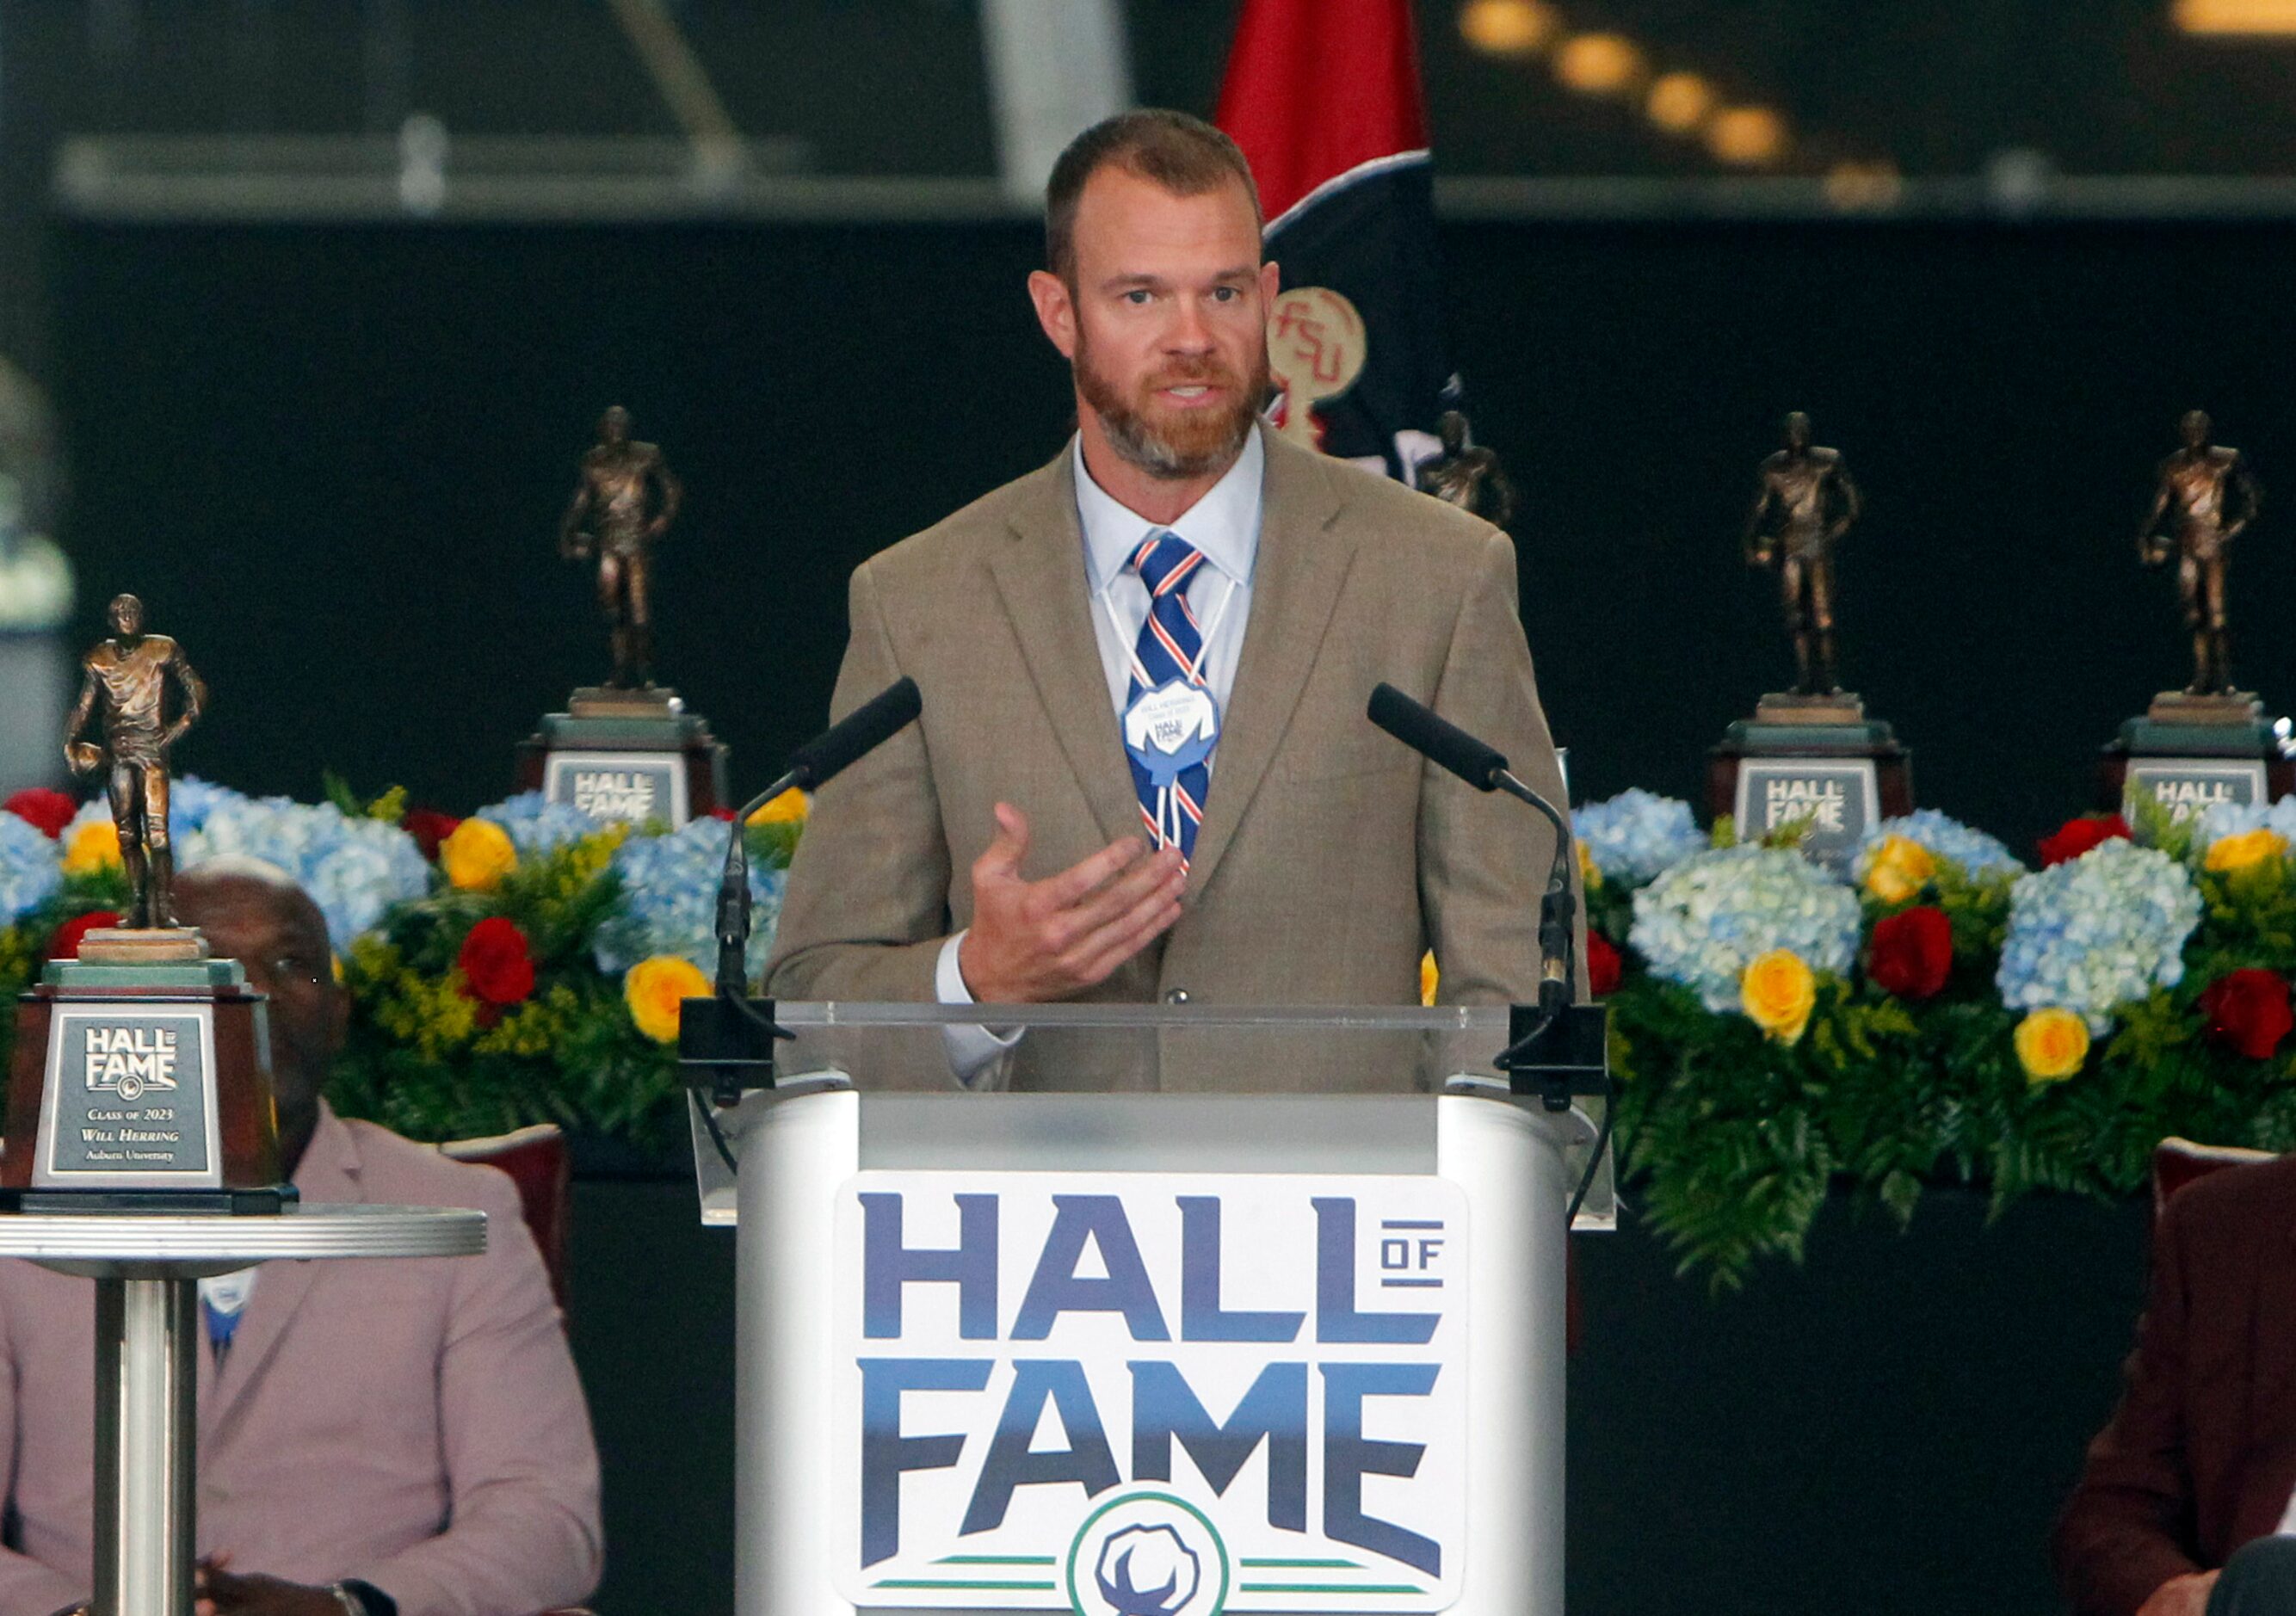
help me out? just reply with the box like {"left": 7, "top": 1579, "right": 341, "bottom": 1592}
{"left": 788, "top": 676, "right": 923, "bottom": 789}
{"left": 1367, "top": 682, "right": 1508, "bottom": 791}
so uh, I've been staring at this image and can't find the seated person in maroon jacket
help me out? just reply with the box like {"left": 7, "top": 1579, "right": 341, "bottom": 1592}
{"left": 0, "top": 859, "right": 602, "bottom": 1616}
{"left": 2056, "top": 1154, "right": 2296, "bottom": 1615}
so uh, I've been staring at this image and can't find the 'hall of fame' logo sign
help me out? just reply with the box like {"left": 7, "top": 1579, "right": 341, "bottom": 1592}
{"left": 2124, "top": 759, "right": 2267, "bottom": 825}
{"left": 38, "top": 1007, "right": 219, "bottom": 1186}
{"left": 1734, "top": 759, "right": 1879, "bottom": 870}
{"left": 831, "top": 1172, "right": 1469, "bottom": 1613}
{"left": 543, "top": 749, "right": 688, "bottom": 827}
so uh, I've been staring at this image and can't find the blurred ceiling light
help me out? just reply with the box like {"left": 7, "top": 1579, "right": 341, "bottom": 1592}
{"left": 1824, "top": 159, "right": 1904, "bottom": 209}
{"left": 1553, "top": 33, "right": 1645, "bottom": 96}
{"left": 1645, "top": 71, "right": 1715, "bottom": 133}
{"left": 1459, "top": 0, "right": 1559, "bottom": 57}
{"left": 1705, "top": 106, "right": 1789, "bottom": 166}
{"left": 2175, "top": 0, "right": 2296, "bottom": 34}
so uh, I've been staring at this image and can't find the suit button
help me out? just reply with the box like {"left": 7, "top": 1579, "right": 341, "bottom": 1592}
{"left": 1164, "top": 988, "right": 1189, "bottom": 1004}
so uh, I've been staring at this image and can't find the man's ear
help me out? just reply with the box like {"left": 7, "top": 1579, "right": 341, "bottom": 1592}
{"left": 1028, "top": 269, "right": 1077, "bottom": 361}
{"left": 1259, "top": 258, "right": 1281, "bottom": 308}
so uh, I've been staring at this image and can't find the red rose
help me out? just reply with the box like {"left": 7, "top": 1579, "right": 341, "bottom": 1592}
{"left": 2200, "top": 967, "right": 2294, "bottom": 1060}
{"left": 457, "top": 916, "right": 535, "bottom": 1006}
{"left": 708, "top": 806, "right": 736, "bottom": 822}
{"left": 1587, "top": 932, "right": 1623, "bottom": 998}
{"left": 5, "top": 787, "right": 77, "bottom": 840}
{"left": 1867, "top": 904, "right": 1953, "bottom": 1000}
{"left": 401, "top": 808, "right": 463, "bottom": 861}
{"left": 2037, "top": 814, "right": 2131, "bottom": 867}
{"left": 45, "top": 910, "right": 122, "bottom": 960}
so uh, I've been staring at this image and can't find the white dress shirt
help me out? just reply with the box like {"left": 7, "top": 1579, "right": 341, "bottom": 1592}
{"left": 934, "top": 431, "right": 1267, "bottom": 1073}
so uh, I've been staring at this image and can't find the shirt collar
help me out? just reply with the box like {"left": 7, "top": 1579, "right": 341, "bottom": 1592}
{"left": 1074, "top": 427, "right": 1265, "bottom": 594}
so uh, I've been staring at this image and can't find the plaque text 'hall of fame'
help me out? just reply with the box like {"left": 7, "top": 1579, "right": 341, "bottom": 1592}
{"left": 37, "top": 1006, "right": 220, "bottom": 1187}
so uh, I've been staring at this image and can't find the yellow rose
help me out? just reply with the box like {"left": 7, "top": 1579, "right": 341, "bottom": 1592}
{"left": 1420, "top": 951, "right": 1439, "bottom": 1007}
{"left": 1575, "top": 841, "right": 1603, "bottom": 891}
{"left": 749, "top": 788, "right": 810, "bottom": 827}
{"left": 1740, "top": 948, "right": 1817, "bottom": 1044}
{"left": 1863, "top": 834, "right": 1937, "bottom": 904}
{"left": 2015, "top": 1007, "right": 2091, "bottom": 1082}
{"left": 625, "top": 954, "right": 711, "bottom": 1044}
{"left": 439, "top": 817, "right": 516, "bottom": 891}
{"left": 2206, "top": 826, "right": 2290, "bottom": 873}
{"left": 61, "top": 817, "right": 122, "bottom": 876}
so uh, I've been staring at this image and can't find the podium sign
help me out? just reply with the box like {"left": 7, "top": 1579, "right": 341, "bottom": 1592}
{"left": 832, "top": 1171, "right": 1468, "bottom": 1613}
{"left": 37, "top": 1005, "right": 219, "bottom": 1187}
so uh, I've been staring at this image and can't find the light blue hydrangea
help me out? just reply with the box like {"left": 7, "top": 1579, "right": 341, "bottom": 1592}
{"left": 475, "top": 791, "right": 606, "bottom": 857}
{"left": 180, "top": 796, "right": 429, "bottom": 950}
{"left": 1574, "top": 789, "right": 1707, "bottom": 885}
{"left": 0, "top": 811, "right": 62, "bottom": 924}
{"left": 593, "top": 817, "right": 784, "bottom": 978}
{"left": 165, "top": 776, "right": 246, "bottom": 836}
{"left": 1629, "top": 844, "right": 1861, "bottom": 1012}
{"left": 2194, "top": 794, "right": 2296, "bottom": 855}
{"left": 1855, "top": 809, "right": 2024, "bottom": 885}
{"left": 1996, "top": 839, "right": 2203, "bottom": 1033}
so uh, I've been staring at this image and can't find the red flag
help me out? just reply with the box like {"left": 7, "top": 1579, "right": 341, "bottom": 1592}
{"left": 1216, "top": 0, "right": 1431, "bottom": 230}
{"left": 1216, "top": 0, "right": 1454, "bottom": 483}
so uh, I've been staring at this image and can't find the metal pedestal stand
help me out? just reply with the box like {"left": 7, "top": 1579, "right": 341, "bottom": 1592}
{"left": 0, "top": 1203, "right": 485, "bottom": 1616}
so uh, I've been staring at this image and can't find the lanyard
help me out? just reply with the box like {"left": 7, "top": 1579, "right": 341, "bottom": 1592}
{"left": 1101, "top": 554, "right": 1239, "bottom": 694}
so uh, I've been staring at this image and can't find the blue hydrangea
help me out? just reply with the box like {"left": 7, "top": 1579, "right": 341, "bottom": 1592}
{"left": 0, "top": 811, "right": 61, "bottom": 925}
{"left": 1629, "top": 844, "right": 1861, "bottom": 1012}
{"left": 181, "top": 796, "right": 429, "bottom": 950}
{"left": 2195, "top": 794, "right": 2296, "bottom": 855}
{"left": 1855, "top": 809, "right": 2024, "bottom": 884}
{"left": 475, "top": 791, "right": 606, "bottom": 857}
{"left": 1574, "top": 789, "right": 1707, "bottom": 885}
{"left": 165, "top": 776, "right": 246, "bottom": 836}
{"left": 593, "top": 817, "right": 784, "bottom": 978}
{"left": 1996, "top": 839, "right": 2203, "bottom": 1033}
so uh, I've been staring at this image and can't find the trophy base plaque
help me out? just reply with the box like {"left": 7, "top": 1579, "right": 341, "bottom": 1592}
{"left": 3, "top": 955, "right": 287, "bottom": 1211}
{"left": 2099, "top": 691, "right": 2293, "bottom": 825}
{"left": 515, "top": 685, "right": 729, "bottom": 828}
{"left": 1710, "top": 692, "right": 1914, "bottom": 870}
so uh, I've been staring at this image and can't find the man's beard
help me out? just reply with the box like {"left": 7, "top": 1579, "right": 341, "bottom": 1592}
{"left": 1074, "top": 328, "right": 1267, "bottom": 482}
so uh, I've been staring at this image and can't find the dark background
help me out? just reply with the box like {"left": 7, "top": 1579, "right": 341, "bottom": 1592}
{"left": 47, "top": 213, "right": 2296, "bottom": 857}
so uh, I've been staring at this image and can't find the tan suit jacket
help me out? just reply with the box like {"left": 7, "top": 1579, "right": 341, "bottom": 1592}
{"left": 0, "top": 1103, "right": 602, "bottom": 1616}
{"left": 764, "top": 427, "right": 1571, "bottom": 1090}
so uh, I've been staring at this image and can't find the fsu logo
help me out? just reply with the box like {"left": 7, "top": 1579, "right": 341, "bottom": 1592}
{"left": 1066, "top": 1493, "right": 1228, "bottom": 1616}
{"left": 1265, "top": 287, "right": 1367, "bottom": 452}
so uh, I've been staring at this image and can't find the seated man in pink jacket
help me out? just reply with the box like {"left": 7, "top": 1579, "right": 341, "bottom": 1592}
{"left": 0, "top": 859, "right": 602, "bottom": 1616}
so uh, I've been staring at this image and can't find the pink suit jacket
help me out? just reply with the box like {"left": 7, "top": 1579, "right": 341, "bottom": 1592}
{"left": 0, "top": 1102, "right": 602, "bottom": 1616}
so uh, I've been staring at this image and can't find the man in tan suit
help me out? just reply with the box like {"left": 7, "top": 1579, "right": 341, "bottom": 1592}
{"left": 0, "top": 861, "right": 601, "bottom": 1616}
{"left": 765, "top": 110, "right": 1569, "bottom": 1089}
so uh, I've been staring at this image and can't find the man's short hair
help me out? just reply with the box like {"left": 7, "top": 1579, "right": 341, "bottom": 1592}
{"left": 1045, "top": 109, "right": 1263, "bottom": 285}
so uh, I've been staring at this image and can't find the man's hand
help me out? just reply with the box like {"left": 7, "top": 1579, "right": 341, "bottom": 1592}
{"left": 957, "top": 803, "right": 1185, "bottom": 1002}
{"left": 2136, "top": 1570, "right": 2219, "bottom": 1616}
{"left": 194, "top": 1557, "right": 344, "bottom": 1616}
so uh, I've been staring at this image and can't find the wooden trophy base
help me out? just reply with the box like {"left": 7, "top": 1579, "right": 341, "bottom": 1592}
{"left": 1709, "top": 691, "right": 1914, "bottom": 869}
{"left": 2099, "top": 691, "right": 2293, "bottom": 824}
{"left": 515, "top": 685, "right": 729, "bottom": 828}
{"left": 3, "top": 953, "right": 287, "bottom": 1211}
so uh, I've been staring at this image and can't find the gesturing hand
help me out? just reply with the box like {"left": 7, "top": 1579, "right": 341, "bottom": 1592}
{"left": 2136, "top": 1570, "right": 2219, "bottom": 1616}
{"left": 957, "top": 803, "right": 1185, "bottom": 1003}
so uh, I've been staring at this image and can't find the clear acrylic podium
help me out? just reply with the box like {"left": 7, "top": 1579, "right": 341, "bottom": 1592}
{"left": 691, "top": 1003, "right": 1608, "bottom": 1616}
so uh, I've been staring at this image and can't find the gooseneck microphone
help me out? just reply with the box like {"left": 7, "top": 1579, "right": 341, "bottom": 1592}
{"left": 1367, "top": 682, "right": 1611, "bottom": 1224}
{"left": 685, "top": 677, "right": 923, "bottom": 1129}
{"left": 713, "top": 676, "right": 923, "bottom": 998}
{"left": 1367, "top": 682, "right": 1575, "bottom": 1017}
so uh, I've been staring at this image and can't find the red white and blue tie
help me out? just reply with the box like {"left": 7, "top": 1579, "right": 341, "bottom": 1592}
{"left": 1125, "top": 531, "right": 1214, "bottom": 864}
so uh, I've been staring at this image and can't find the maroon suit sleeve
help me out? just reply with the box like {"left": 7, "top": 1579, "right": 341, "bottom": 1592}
{"left": 2053, "top": 1194, "right": 2207, "bottom": 1616}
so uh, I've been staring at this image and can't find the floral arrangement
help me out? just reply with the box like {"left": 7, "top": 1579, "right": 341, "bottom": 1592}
{"left": 0, "top": 778, "right": 805, "bottom": 1156}
{"left": 1584, "top": 788, "right": 2296, "bottom": 1285}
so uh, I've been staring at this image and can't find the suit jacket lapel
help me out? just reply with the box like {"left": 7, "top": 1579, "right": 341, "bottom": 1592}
{"left": 985, "top": 449, "right": 1141, "bottom": 848}
{"left": 201, "top": 1104, "right": 362, "bottom": 1440}
{"left": 1184, "top": 433, "right": 1354, "bottom": 899}
{"left": 2233, "top": 1218, "right": 2296, "bottom": 1545}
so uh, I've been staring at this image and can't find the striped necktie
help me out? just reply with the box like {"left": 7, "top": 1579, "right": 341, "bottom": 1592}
{"left": 1125, "top": 531, "right": 1215, "bottom": 863}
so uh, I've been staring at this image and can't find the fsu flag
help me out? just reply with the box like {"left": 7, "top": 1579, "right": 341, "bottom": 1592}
{"left": 1217, "top": 0, "right": 1454, "bottom": 483}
